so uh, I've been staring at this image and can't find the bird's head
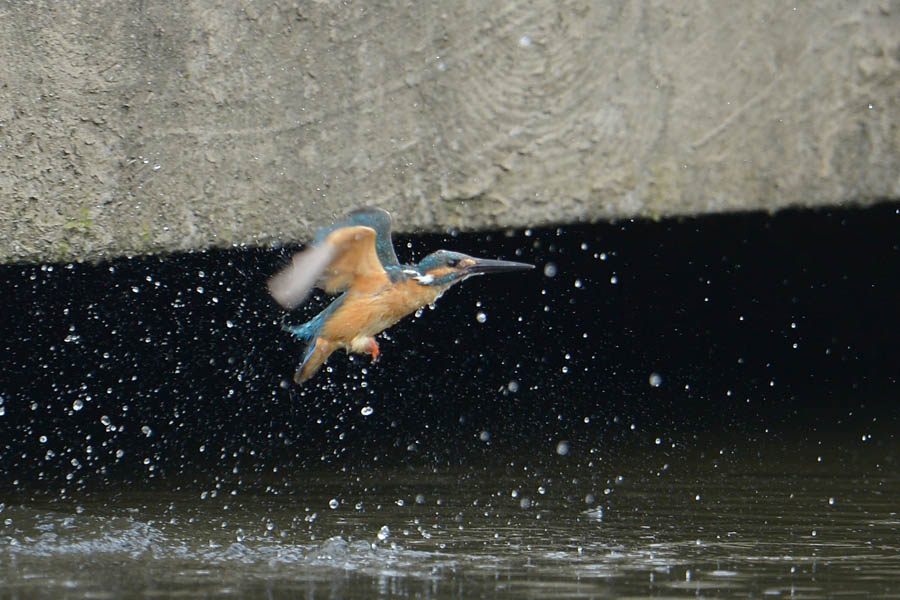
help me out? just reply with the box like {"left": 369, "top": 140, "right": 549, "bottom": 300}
{"left": 413, "top": 250, "right": 533, "bottom": 287}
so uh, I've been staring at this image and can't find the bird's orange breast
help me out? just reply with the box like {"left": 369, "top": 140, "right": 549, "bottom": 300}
{"left": 319, "top": 279, "right": 449, "bottom": 342}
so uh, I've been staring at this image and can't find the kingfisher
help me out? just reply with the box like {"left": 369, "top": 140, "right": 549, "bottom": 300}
{"left": 268, "top": 207, "right": 533, "bottom": 384}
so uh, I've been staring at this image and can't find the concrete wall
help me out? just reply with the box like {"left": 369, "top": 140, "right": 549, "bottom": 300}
{"left": 1, "top": 0, "right": 898, "bottom": 263}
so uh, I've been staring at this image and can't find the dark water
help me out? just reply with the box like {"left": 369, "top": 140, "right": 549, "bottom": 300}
{"left": 2, "top": 450, "right": 898, "bottom": 598}
{"left": 1, "top": 204, "right": 898, "bottom": 597}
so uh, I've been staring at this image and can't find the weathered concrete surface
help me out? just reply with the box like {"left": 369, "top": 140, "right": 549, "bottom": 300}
{"left": 1, "top": 1, "right": 898, "bottom": 263}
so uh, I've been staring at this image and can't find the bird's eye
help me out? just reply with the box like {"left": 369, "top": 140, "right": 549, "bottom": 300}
{"left": 447, "top": 258, "right": 459, "bottom": 267}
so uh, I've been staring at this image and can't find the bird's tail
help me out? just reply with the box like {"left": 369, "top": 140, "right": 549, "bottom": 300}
{"left": 283, "top": 318, "right": 317, "bottom": 341}
{"left": 294, "top": 337, "right": 336, "bottom": 384}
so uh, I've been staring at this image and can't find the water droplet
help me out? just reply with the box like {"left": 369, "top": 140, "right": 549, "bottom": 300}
{"left": 141, "top": 425, "right": 152, "bottom": 437}
{"left": 609, "top": 275, "right": 618, "bottom": 285}
{"left": 377, "top": 525, "right": 390, "bottom": 541}
{"left": 555, "top": 440, "right": 570, "bottom": 456}
{"left": 72, "top": 399, "right": 83, "bottom": 411}
{"left": 507, "top": 380, "right": 519, "bottom": 393}
{"left": 519, "top": 35, "right": 532, "bottom": 47}
{"left": 649, "top": 372, "right": 662, "bottom": 388}
{"left": 328, "top": 498, "right": 339, "bottom": 509}
{"left": 361, "top": 406, "right": 373, "bottom": 416}
{"left": 475, "top": 311, "right": 487, "bottom": 323}
{"left": 479, "top": 430, "right": 490, "bottom": 442}
{"left": 543, "top": 263, "right": 557, "bottom": 277}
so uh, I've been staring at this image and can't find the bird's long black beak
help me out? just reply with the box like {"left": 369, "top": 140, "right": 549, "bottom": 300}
{"left": 464, "top": 257, "right": 534, "bottom": 275}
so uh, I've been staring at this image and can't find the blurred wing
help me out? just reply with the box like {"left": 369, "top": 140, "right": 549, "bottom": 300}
{"left": 267, "top": 243, "right": 338, "bottom": 310}
{"left": 268, "top": 225, "right": 389, "bottom": 310}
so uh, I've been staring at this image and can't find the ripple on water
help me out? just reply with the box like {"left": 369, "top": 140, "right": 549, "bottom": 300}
{"left": 0, "top": 467, "right": 897, "bottom": 598}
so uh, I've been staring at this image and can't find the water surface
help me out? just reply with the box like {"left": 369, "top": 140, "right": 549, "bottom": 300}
{"left": 3, "top": 449, "right": 897, "bottom": 598}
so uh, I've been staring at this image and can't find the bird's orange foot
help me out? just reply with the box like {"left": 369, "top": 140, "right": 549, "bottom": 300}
{"left": 366, "top": 338, "right": 381, "bottom": 362}
{"left": 365, "top": 338, "right": 380, "bottom": 363}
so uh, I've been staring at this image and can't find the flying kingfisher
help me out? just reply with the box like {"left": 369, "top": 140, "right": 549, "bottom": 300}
{"left": 268, "top": 207, "right": 533, "bottom": 384}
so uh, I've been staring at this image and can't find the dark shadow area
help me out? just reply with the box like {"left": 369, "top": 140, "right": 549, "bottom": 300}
{"left": 1, "top": 203, "right": 897, "bottom": 494}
